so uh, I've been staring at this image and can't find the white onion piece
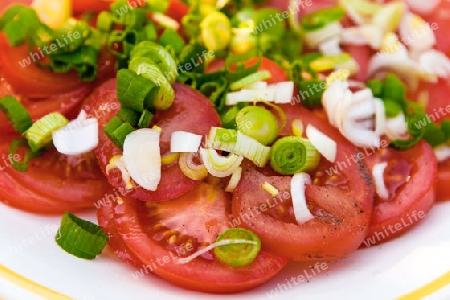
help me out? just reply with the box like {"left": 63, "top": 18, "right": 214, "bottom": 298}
{"left": 225, "top": 167, "right": 242, "bottom": 192}
{"left": 372, "top": 162, "right": 389, "bottom": 199}
{"left": 340, "top": 25, "right": 384, "bottom": 49}
{"left": 273, "top": 82, "right": 295, "bottom": 103}
{"left": 52, "top": 110, "right": 98, "bottom": 156}
{"left": 319, "top": 36, "right": 341, "bottom": 55}
{"left": 419, "top": 49, "right": 450, "bottom": 79}
{"left": 244, "top": 81, "right": 268, "bottom": 90}
{"left": 322, "top": 80, "right": 349, "bottom": 127}
{"left": 170, "top": 131, "right": 202, "bottom": 153}
{"left": 304, "top": 22, "right": 342, "bottom": 48}
{"left": 374, "top": 98, "right": 386, "bottom": 135}
{"left": 305, "top": 125, "right": 337, "bottom": 163}
{"left": 367, "top": 49, "right": 421, "bottom": 79}
{"left": 405, "top": 0, "right": 440, "bottom": 15}
{"left": 290, "top": 173, "right": 315, "bottom": 224}
{"left": 342, "top": 119, "right": 381, "bottom": 147}
{"left": 346, "top": 98, "right": 376, "bottom": 119}
{"left": 385, "top": 113, "right": 408, "bottom": 140}
{"left": 434, "top": 145, "right": 450, "bottom": 162}
{"left": 123, "top": 129, "right": 161, "bottom": 191}
{"left": 225, "top": 89, "right": 275, "bottom": 106}
{"left": 399, "top": 12, "right": 435, "bottom": 55}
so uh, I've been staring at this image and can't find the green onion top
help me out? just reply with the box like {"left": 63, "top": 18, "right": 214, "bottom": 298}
{"left": 213, "top": 228, "right": 261, "bottom": 267}
{"left": 235, "top": 106, "right": 279, "bottom": 145}
{"left": 55, "top": 212, "right": 109, "bottom": 260}
{"left": 24, "top": 112, "right": 69, "bottom": 152}
{"left": 270, "top": 136, "right": 320, "bottom": 175}
{"left": 301, "top": 6, "right": 345, "bottom": 32}
{"left": 0, "top": 96, "right": 32, "bottom": 134}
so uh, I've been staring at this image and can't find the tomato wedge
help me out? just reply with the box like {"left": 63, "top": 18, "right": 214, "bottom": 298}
{"left": 0, "top": 135, "right": 111, "bottom": 214}
{"left": 437, "top": 160, "right": 450, "bottom": 201}
{"left": 362, "top": 140, "right": 437, "bottom": 246}
{"left": 102, "top": 181, "right": 288, "bottom": 293}
{"left": 233, "top": 106, "right": 374, "bottom": 260}
{"left": 84, "top": 79, "right": 221, "bottom": 201}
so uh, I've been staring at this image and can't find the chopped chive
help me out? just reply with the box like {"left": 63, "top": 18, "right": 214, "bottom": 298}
{"left": 0, "top": 96, "right": 32, "bottom": 134}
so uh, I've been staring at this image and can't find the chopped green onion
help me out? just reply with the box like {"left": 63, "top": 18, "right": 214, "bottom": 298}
{"left": 97, "top": 11, "right": 114, "bottom": 32}
{"left": 24, "top": 112, "right": 68, "bottom": 152}
{"left": 55, "top": 212, "right": 109, "bottom": 260}
{"left": 255, "top": 8, "right": 286, "bottom": 37}
{"left": 270, "top": 136, "right": 320, "bottom": 175}
{"left": 50, "top": 46, "right": 99, "bottom": 81}
{"left": 199, "top": 77, "right": 229, "bottom": 108}
{"left": 213, "top": 228, "right": 261, "bottom": 267}
{"left": 225, "top": 50, "right": 262, "bottom": 82}
{"left": 103, "top": 116, "right": 124, "bottom": 147}
{"left": 117, "top": 68, "right": 160, "bottom": 112}
{"left": 230, "top": 71, "right": 271, "bottom": 91}
{"left": 8, "top": 138, "right": 44, "bottom": 172}
{"left": 0, "top": 96, "right": 32, "bottom": 134}
{"left": 200, "top": 11, "right": 231, "bottom": 51}
{"left": 118, "top": 107, "right": 140, "bottom": 127}
{"left": 382, "top": 73, "right": 406, "bottom": 102}
{"left": 130, "top": 42, "right": 178, "bottom": 82}
{"left": 199, "top": 148, "right": 243, "bottom": 178}
{"left": 0, "top": 5, "right": 41, "bottom": 46}
{"left": 207, "top": 127, "right": 270, "bottom": 167}
{"left": 301, "top": 6, "right": 345, "bottom": 32}
{"left": 297, "top": 80, "right": 325, "bottom": 107}
{"left": 310, "top": 53, "right": 352, "bottom": 72}
{"left": 235, "top": 106, "right": 278, "bottom": 145}
{"left": 367, "top": 78, "right": 384, "bottom": 97}
{"left": 112, "top": 122, "right": 135, "bottom": 149}
{"left": 137, "top": 110, "right": 154, "bottom": 129}
{"left": 159, "top": 28, "right": 185, "bottom": 55}
{"left": 383, "top": 98, "right": 403, "bottom": 118}
{"left": 128, "top": 58, "right": 174, "bottom": 110}
{"left": 220, "top": 106, "right": 239, "bottom": 129}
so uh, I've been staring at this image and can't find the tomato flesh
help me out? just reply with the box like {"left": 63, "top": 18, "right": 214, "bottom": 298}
{"left": 84, "top": 79, "right": 221, "bottom": 201}
{"left": 107, "top": 181, "right": 288, "bottom": 293}
{"left": 437, "top": 160, "right": 450, "bottom": 201}
{"left": 233, "top": 105, "right": 374, "bottom": 260}
{"left": 0, "top": 135, "right": 111, "bottom": 214}
{"left": 363, "top": 140, "right": 437, "bottom": 245}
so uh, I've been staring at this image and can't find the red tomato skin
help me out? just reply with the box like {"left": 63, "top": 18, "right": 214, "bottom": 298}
{"left": 436, "top": 160, "right": 450, "bottom": 201}
{"left": 363, "top": 140, "right": 437, "bottom": 245}
{"left": 165, "top": 0, "right": 189, "bottom": 23}
{"left": 233, "top": 106, "right": 374, "bottom": 261}
{"left": 111, "top": 184, "right": 289, "bottom": 294}
{"left": 85, "top": 79, "right": 221, "bottom": 201}
{"left": 72, "top": 0, "right": 111, "bottom": 13}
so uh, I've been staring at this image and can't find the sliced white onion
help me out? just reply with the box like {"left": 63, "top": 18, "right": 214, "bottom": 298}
{"left": 319, "top": 36, "right": 341, "bottom": 55}
{"left": 305, "top": 125, "right": 337, "bottom": 163}
{"left": 290, "top": 173, "right": 314, "bottom": 224}
{"left": 374, "top": 98, "right": 386, "bottom": 135}
{"left": 342, "top": 118, "right": 381, "bottom": 148}
{"left": 405, "top": 0, "right": 440, "bottom": 15}
{"left": 225, "top": 167, "right": 242, "bottom": 192}
{"left": 52, "top": 110, "right": 98, "bottom": 156}
{"left": 418, "top": 49, "right": 450, "bottom": 79}
{"left": 123, "top": 129, "right": 161, "bottom": 191}
{"left": 399, "top": 12, "right": 435, "bottom": 55}
{"left": 199, "top": 148, "right": 243, "bottom": 178}
{"left": 346, "top": 98, "right": 376, "bottom": 119}
{"left": 434, "top": 145, "right": 450, "bottom": 162}
{"left": 225, "top": 89, "right": 275, "bottom": 106}
{"left": 385, "top": 113, "right": 408, "bottom": 140}
{"left": 170, "top": 131, "right": 203, "bottom": 153}
{"left": 304, "top": 22, "right": 342, "bottom": 48}
{"left": 372, "top": 162, "right": 389, "bottom": 200}
{"left": 340, "top": 25, "right": 384, "bottom": 49}
{"left": 273, "top": 82, "right": 295, "bottom": 104}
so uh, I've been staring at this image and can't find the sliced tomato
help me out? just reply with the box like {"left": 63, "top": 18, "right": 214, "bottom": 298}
{"left": 206, "top": 57, "right": 288, "bottom": 83}
{"left": 72, "top": 0, "right": 111, "bottom": 13}
{"left": 422, "top": 1, "right": 450, "bottom": 55}
{"left": 437, "top": 160, "right": 450, "bottom": 201}
{"left": 363, "top": 140, "right": 437, "bottom": 245}
{"left": 84, "top": 79, "right": 221, "bottom": 201}
{"left": 0, "top": 35, "right": 116, "bottom": 98}
{"left": 232, "top": 106, "right": 374, "bottom": 260}
{"left": 165, "top": 0, "right": 189, "bottom": 24}
{"left": 105, "top": 181, "right": 288, "bottom": 293}
{"left": 0, "top": 135, "right": 111, "bottom": 214}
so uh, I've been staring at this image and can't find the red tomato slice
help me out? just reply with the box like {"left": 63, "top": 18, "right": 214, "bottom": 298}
{"left": 72, "top": 0, "right": 111, "bottom": 13}
{"left": 0, "top": 35, "right": 115, "bottom": 98}
{"left": 165, "top": 0, "right": 189, "bottom": 24}
{"left": 0, "top": 135, "right": 111, "bottom": 214}
{"left": 363, "top": 140, "right": 437, "bottom": 246}
{"left": 108, "top": 181, "right": 288, "bottom": 293}
{"left": 437, "top": 160, "right": 450, "bottom": 201}
{"left": 232, "top": 106, "right": 374, "bottom": 260}
{"left": 84, "top": 79, "right": 221, "bottom": 201}
{"left": 422, "top": 1, "right": 450, "bottom": 55}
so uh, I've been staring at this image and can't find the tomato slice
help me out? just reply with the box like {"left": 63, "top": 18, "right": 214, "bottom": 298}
{"left": 105, "top": 181, "right": 288, "bottom": 293}
{"left": 84, "top": 79, "right": 221, "bottom": 201}
{"left": 0, "top": 135, "right": 111, "bottom": 214}
{"left": 363, "top": 140, "right": 437, "bottom": 246}
{"left": 232, "top": 106, "right": 374, "bottom": 260}
{"left": 72, "top": 0, "right": 111, "bottom": 13}
{"left": 437, "top": 160, "right": 450, "bottom": 201}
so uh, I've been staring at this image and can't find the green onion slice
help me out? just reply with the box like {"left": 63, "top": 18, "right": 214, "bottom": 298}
{"left": 159, "top": 28, "right": 185, "bottom": 55}
{"left": 55, "top": 212, "right": 109, "bottom": 260}
{"left": 310, "top": 53, "right": 352, "bottom": 72}
{"left": 200, "top": 11, "right": 231, "bottom": 51}
{"left": 235, "top": 106, "right": 278, "bottom": 145}
{"left": 137, "top": 110, "right": 154, "bottom": 129}
{"left": 24, "top": 112, "right": 68, "bottom": 152}
{"left": 0, "top": 5, "right": 41, "bottom": 46}
{"left": 8, "top": 138, "right": 44, "bottom": 172}
{"left": 301, "top": 6, "right": 345, "bottom": 32}
{"left": 225, "top": 50, "right": 262, "bottom": 82}
{"left": 230, "top": 71, "right": 271, "bottom": 91}
{"left": 0, "top": 96, "right": 32, "bottom": 134}
{"left": 213, "top": 228, "right": 261, "bottom": 267}
{"left": 117, "top": 107, "right": 140, "bottom": 127}
{"left": 270, "top": 136, "right": 320, "bottom": 175}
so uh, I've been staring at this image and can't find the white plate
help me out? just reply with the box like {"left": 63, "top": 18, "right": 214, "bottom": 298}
{"left": 0, "top": 201, "right": 449, "bottom": 300}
